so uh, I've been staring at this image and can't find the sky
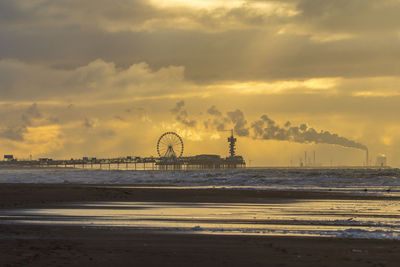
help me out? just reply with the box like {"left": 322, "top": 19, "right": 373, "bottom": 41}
{"left": 1, "top": 0, "right": 400, "bottom": 166}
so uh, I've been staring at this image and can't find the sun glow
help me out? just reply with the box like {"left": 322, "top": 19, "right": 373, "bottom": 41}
{"left": 213, "top": 78, "right": 340, "bottom": 94}
{"left": 151, "top": 0, "right": 247, "bottom": 9}
{"left": 150, "top": 0, "right": 298, "bottom": 17}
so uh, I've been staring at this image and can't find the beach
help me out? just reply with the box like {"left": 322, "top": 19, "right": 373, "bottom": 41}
{"left": 1, "top": 183, "right": 400, "bottom": 266}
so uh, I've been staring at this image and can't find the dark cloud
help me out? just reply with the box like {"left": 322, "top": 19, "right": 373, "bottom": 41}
{"left": 0, "top": 59, "right": 187, "bottom": 100}
{"left": 0, "top": 0, "right": 33, "bottom": 24}
{"left": 0, "top": 103, "right": 42, "bottom": 141}
{"left": 113, "top": 115, "right": 125, "bottom": 121}
{"left": 171, "top": 100, "right": 196, "bottom": 127}
{"left": 227, "top": 109, "right": 249, "bottom": 136}
{"left": 170, "top": 100, "right": 185, "bottom": 114}
{"left": 47, "top": 116, "right": 60, "bottom": 124}
{"left": 26, "top": 103, "right": 41, "bottom": 119}
{"left": 0, "top": 0, "right": 399, "bottom": 86}
{"left": 204, "top": 116, "right": 229, "bottom": 131}
{"left": 207, "top": 105, "right": 222, "bottom": 116}
{"left": 0, "top": 126, "right": 27, "bottom": 141}
{"left": 83, "top": 118, "right": 95, "bottom": 128}
{"left": 296, "top": 0, "right": 400, "bottom": 33}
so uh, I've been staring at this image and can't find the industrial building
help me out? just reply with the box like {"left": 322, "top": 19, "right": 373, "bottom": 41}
{"left": 376, "top": 154, "right": 387, "bottom": 167}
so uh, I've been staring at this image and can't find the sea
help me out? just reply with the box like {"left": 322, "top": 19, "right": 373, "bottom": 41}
{"left": 0, "top": 168, "right": 399, "bottom": 196}
{"left": 1, "top": 168, "right": 400, "bottom": 240}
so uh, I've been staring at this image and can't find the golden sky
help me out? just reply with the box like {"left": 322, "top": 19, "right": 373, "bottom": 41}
{"left": 1, "top": 0, "right": 400, "bottom": 166}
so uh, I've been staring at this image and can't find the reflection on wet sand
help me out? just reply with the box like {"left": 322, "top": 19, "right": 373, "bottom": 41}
{"left": 1, "top": 200, "right": 400, "bottom": 239}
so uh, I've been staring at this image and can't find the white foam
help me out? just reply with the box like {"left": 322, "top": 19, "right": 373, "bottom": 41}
{"left": 0, "top": 168, "right": 399, "bottom": 195}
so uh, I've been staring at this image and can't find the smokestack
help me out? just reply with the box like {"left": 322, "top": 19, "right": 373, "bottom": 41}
{"left": 366, "top": 149, "right": 369, "bottom": 167}
{"left": 304, "top": 151, "right": 307, "bottom": 167}
{"left": 313, "top": 151, "right": 316, "bottom": 166}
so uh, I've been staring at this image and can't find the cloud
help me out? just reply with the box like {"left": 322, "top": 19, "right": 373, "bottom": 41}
{"left": 170, "top": 100, "right": 196, "bottom": 127}
{"left": 2, "top": 1, "right": 400, "bottom": 84}
{"left": 1, "top": 0, "right": 400, "bottom": 165}
{"left": 83, "top": 118, "right": 96, "bottom": 128}
{"left": 0, "top": 59, "right": 188, "bottom": 101}
{"left": 0, "top": 0, "right": 297, "bottom": 33}
{"left": 296, "top": 0, "right": 400, "bottom": 33}
{"left": 0, "top": 103, "right": 42, "bottom": 141}
{"left": 226, "top": 109, "right": 249, "bottom": 136}
{"left": 170, "top": 100, "right": 185, "bottom": 113}
{"left": 207, "top": 105, "right": 222, "bottom": 116}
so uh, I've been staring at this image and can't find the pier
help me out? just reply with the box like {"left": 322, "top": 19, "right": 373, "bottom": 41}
{"left": 0, "top": 155, "right": 245, "bottom": 170}
{"left": 0, "top": 131, "right": 246, "bottom": 170}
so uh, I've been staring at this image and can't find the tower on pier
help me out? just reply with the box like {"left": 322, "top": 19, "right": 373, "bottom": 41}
{"left": 227, "top": 129, "right": 237, "bottom": 158}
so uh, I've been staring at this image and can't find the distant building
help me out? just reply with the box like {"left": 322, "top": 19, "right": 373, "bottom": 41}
{"left": 4, "top": 155, "right": 14, "bottom": 161}
{"left": 376, "top": 154, "right": 387, "bottom": 167}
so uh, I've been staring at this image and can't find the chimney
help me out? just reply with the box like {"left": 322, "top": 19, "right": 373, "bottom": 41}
{"left": 313, "top": 151, "right": 316, "bottom": 166}
{"left": 366, "top": 149, "right": 369, "bottom": 167}
{"left": 304, "top": 151, "right": 307, "bottom": 167}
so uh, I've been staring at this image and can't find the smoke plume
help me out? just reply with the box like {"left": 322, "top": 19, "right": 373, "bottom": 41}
{"left": 251, "top": 115, "right": 367, "bottom": 151}
{"left": 172, "top": 103, "right": 367, "bottom": 151}
{"left": 207, "top": 105, "right": 222, "bottom": 116}
{"left": 204, "top": 106, "right": 250, "bottom": 136}
{"left": 227, "top": 109, "right": 249, "bottom": 136}
{"left": 204, "top": 105, "right": 229, "bottom": 131}
{"left": 170, "top": 101, "right": 196, "bottom": 127}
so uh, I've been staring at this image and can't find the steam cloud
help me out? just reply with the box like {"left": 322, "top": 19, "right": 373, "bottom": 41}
{"left": 83, "top": 117, "right": 95, "bottom": 128}
{"left": 204, "top": 105, "right": 229, "bottom": 131}
{"left": 170, "top": 100, "right": 196, "bottom": 127}
{"left": 204, "top": 105, "right": 249, "bottom": 136}
{"left": 172, "top": 102, "right": 367, "bottom": 151}
{"left": 251, "top": 115, "right": 367, "bottom": 151}
{"left": 207, "top": 105, "right": 222, "bottom": 116}
{"left": 227, "top": 109, "right": 249, "bottom": 136}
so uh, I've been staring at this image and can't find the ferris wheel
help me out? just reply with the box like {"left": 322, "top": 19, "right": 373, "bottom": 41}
{"left": 157, "top": 132, "right": 184, "bottom": 158}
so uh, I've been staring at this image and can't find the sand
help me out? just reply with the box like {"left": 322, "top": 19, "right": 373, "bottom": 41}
{"left": 1, "top": 184, "right": 400, "bottom": 266}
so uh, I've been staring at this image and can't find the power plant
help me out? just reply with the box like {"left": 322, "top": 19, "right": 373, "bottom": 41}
{"left": 376, "top": 154, "right": 387, "bottom": 167}
{"left": 295, "top": 146, "right": 389, "bottom": 168}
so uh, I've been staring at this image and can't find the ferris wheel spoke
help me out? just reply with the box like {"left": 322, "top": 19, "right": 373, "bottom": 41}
{"left": 173, "top": 141, "right": 182, "bottom": 146}
{"left": 160, "top": 140, "right": 169, "bottom": 145}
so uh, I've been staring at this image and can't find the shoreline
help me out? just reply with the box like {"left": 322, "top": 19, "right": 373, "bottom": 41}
{"left": 0, "top": 183, "right": 399, "bottom": 209}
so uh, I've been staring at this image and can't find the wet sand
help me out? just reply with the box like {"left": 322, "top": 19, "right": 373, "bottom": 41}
{"left": 1, "top": 184, "right": 400, "bottom": 266}
{"left": 1, "top": 183, "right": 399, "bottom": 209}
